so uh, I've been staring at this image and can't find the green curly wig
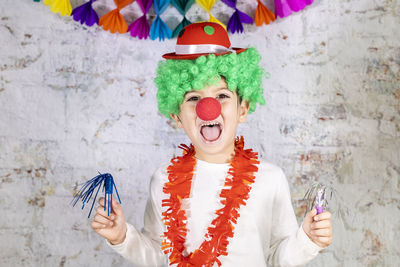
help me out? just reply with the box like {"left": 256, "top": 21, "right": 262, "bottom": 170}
{"left": 154, "top": 47, "right": 267, "bottom": 119}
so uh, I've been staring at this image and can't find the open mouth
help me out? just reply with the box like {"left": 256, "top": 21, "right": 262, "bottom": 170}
{"left": 200, "top": 122, "right": 222, "bottom": 143}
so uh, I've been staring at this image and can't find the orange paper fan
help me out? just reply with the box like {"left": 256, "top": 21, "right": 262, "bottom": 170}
{"left": 255, "top": 0, "right": 275, "bottom": 26}
{"left": 99, "top": 0, "right": 135, "bottom": 34}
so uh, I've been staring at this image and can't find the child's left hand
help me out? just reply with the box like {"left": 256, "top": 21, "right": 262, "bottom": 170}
{"left": 302, "top": 208, "right": 332, "bottom": 248}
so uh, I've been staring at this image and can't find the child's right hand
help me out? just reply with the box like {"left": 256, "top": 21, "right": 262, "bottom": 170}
{"left": 90, "top": 197, "right": 127, "bottom": 245}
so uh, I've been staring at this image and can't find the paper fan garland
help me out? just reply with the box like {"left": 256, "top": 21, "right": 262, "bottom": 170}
{"left": 99, "top": 0, "right": 134, "bottom": 34}
{"left": 171, "top": 0, "right": 194, "bottom": 37}
{"left": 150, "top": 0, "right": 172, "bottom": 41}
{"left": 71, "top": 0, "right": 99, "bottom": 27}
{"left": 128, "top": 0, "right": 153, "bottom": 39}
{"left": 221, "top": 0, "right": 253, "bottom": 34}
{"left": 35, "top": 0, "right": 316, "bottom": 40}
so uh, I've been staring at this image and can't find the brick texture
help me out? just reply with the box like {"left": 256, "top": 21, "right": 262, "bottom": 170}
{"left": 0, "top": 0, "right": 399, "bottom": 266}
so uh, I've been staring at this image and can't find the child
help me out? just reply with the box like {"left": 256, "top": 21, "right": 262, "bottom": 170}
{"left": 90, "top": 22, "right": 332, "bottom": 266}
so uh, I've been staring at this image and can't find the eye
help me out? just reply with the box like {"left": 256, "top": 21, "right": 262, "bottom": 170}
{"left": 217, "top": 94, "right": 230, "bottom": 99}
{"left": 187, "top": 96, "right": 200, "bottom": 102}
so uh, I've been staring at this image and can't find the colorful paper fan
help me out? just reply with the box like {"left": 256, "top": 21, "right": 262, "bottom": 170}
{"left": 128, "top": 0, "right": 153, "bottom": 39}
{"left": 44, "top": 0, "right": 72, "bottom": 16}
{"left": 150, "top": 0, "right": 172, "bottom": 41}
{"left": 222, "top": 0, "right": 253, "bottom": 34}
{"left": 274, "top": 0, "right": 313, "bottom": 18}
{"left": 171, "top": 0, "right": 194, "bottom": 37}
{"left": 99, "top": 0, "right": 134, "bottom": 34}
{"left": 254, "top": 0, "right": 275, "bottom": 26}
{"left": 71, "top": 0, "right": 99, "bottom": 27}
{"left": 172, "top": 0, "right": 194, "bottom": 14}
{"left": 195, "top": 0, "right": 226, "bottom": 29}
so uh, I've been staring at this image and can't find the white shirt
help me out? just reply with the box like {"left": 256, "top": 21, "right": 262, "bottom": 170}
{"left": 106, "top": 160, "right": 324, "bottom": 266}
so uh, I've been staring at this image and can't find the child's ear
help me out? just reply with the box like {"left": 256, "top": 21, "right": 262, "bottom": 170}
{"left": 238, "top": 100, "right": 250, "bottom": 123}
{"left": 170, "top": 113, "right": 183, "bottom": 128}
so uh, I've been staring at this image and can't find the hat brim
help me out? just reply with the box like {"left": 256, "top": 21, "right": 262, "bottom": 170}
{"left": 162, "top": 47, "right": 247, "bottom": 60}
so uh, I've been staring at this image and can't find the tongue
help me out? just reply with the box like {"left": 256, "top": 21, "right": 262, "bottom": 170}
{"left": 201, "top": 125, "right": 221, "bottom": 141}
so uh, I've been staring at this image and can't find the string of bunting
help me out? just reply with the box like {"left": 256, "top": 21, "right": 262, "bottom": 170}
{"left": 37, "top": 0, "right": 314, "bottom": 41}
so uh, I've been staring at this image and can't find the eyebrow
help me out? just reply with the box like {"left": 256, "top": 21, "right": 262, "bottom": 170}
{"left": 184, "top": 87, "right": 232, "bottom": 97}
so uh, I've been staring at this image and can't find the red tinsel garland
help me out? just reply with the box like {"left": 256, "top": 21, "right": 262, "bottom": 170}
{"left": 161, "top": 136, "right": 260, "bottom": 266}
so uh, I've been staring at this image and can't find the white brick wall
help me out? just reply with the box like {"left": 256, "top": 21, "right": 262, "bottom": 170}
{"left": 0, "top": 0, "right": 399, "bottom": 266}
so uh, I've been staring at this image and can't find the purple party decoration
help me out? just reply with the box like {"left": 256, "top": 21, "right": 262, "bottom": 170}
{"left": 314, "top": 187, "right": 325, "bottom": 214}
{"left": 128, "top": 0, "right": 153, "bottom": 39}
{"left": 274, "top": 0, "right": 314, "bottom": 18}
{"left": 221, "top": 0, "right": 253, "bottom": 34}
{"left": 303, "top": 182, "right": 336, "bottom": 216}
{"left": 71, "top": 0, "right": 99, "bottom": 27}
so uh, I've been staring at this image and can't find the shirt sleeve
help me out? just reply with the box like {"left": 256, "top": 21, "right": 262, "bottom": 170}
{"left": 105, "top": 168, "right": 168, "bottom": 267}
{"left": 266, "top": 169, "right": 324, "bottom": 266}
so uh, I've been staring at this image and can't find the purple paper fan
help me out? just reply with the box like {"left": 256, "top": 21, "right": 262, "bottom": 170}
{"left": 137, "top": 0, "right": 153, "bottom": 13}
{"left": 71, "top": 0, "right": 99, "bottom": 27}
{"left": 275, "top": 0, "right": 314, "bottom": 18}
{"left": 227, "top": 9, "right": 253, "bottom": 34}
{"left": 128, "top": 15, "right": 150, "bottom": 40}
{"left": 288, "top": 0, "right": 313, "bottom": 12}
{"left": 221, "top": 0, "right": 236, "bottom": 9}
{"left": 222, "top": 0, "right": 253, "bottom": 34}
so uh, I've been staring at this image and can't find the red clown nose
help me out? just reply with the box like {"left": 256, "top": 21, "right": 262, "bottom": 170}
{"left": 196, "top": 97, "right": 221, "bottom": 121}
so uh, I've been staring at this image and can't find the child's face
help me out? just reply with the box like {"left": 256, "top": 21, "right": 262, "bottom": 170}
{"left": 170, "top": 78, "right": 249, "bottom": 163}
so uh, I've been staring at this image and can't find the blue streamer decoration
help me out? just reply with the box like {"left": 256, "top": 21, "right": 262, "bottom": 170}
{"left": 71, "top": 172, "right": 121, "bottom": 218}
{"left": 171, "top": 0, "right": 193, "bottom": 37}
{"left": 150, "top": 0, "right": 172, "bottom": 41}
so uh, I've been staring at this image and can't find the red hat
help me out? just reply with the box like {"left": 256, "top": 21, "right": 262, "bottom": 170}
{"left": 162, "top": 22, "right": 247, "bottom": 60}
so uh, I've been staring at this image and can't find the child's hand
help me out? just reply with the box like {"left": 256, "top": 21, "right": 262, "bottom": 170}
{"left": 302, "top": 208, "right": 332, "bottom": 248}
{"left": 90, "top": 197, "right": 127, "bottom": 245}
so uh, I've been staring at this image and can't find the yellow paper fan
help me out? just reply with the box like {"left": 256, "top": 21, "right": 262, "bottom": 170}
{"left": 195, "top": 0, "right": 226, "bottom": 29}
{"left": 44, "top": 0, "right": 72, "bottom": 17}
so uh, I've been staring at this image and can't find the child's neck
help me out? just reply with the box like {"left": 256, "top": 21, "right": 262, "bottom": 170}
{"left": 194, "top": 143, "right": 235, "bottom": 164}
